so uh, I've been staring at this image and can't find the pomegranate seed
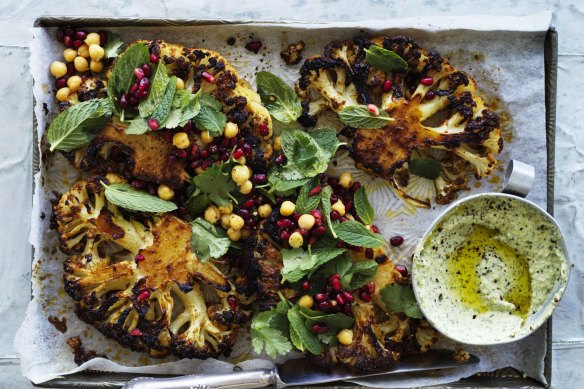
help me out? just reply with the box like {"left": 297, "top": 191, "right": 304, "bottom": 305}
{"left": 330, "top": 194, "right": 339, "bottom": 203}
{"left": 55, "top": 77, "right": 68, "bottom": 89}
{"left": 330, "top": 210, "right": 341, "bottom": 220}
{"left": 174, "top": 149, "right": 188, "bottom": 158}
{"left": 425, "top": 90, "right": 435, "bottom": 100}
{"left": 118, "top": 94, "right": 129, "bottom": 109}
{"left": 141, "top": 63, "right": 152, "bottom": 77}
{"left": 420, "top": 77, "right": 433, "bottom": 86}
{"left": 315, "top": 293, "right": 327, "bottom": 302}
{"left": 344, "top": 291, "right": 355, "bottom": 303}
{"left": 349, "top": 245, "right": 363, "bottom": 252}
{"left": 280, "top": 231, "right": 291, "bottom": 240}
{"left": 336, "top": 294, "right": 345, "bottom": 305}
{"left": 148, "top": 184, "right": 157, "bottom": 195}
{"left": 343, "top": 304, "right": 353, "bottom": 316}
{"left": 129, "top": 82, "right": 139, "bottom": 95}
{"left": 331, "top": 278, "right": 342, "bottom": 292}
{"left": 134, "top": 67, "right": 145, "bottom": 80}
{"left": 293, "top": 213, "right": 302, "bottom": 221}
{"left": 134, "top": 253, "right": 145, "bottom": 263}
{"left": 66, "top": 62, "right": 75, "bottom": 75}
{"left": 345, "top": 200, "right": 353, "bottom": 212}
{"left": 301, "top": 280, "right": 311, "bottom": 291}
{"left": 390, "top": 235, "right": 404, "bottom": 246}
{"left": 245, "top": 40, "right": 262, "bottom": 53}
{"left": 73, "top": 39, "right": 83, "bottom": 49}
{"left": 150, "top": 53, "right": 159, "bottom": 63}
{"left": 375, "top": 254, "right": 389, "bottom": 264}
{"left": 56, "top": 28, "right": 65, "bottom": 42}
{"left": 148, "top": 118, "right": 159, "bottom": 131}
{"left": 237, "top": 209, "right": 251, "bottom": 218}
{"left": 136, "top": 290, "right": 151, "bottom": 301}
{"left": 81, "top": 71, "right": 92, "bottom": 81}
{"left": 98, "top": 30, "right": 107, "bottom": 45}
{"left": 259, "top": 122, "right": 269, "bottom": 136}
{"left": 310, "top": 209, "right": 322, "bottom": 219}
{"left": 312, "top": 225, "right": 326, "bottom": 237}
{"left": 63, "top": 35, "right": 73, "bottom": 48}
{"left": 138, "top": 77, "right": 150, "bottom": 92}
{"left": 309, "top": 186, "right": 322, "bottom": 197}
{"left": 359, "top": 291, "right": 372, "bottom": 302}
{"left": 131, "top": 179, "right": 145, "bottom": 189}
{"left": 365, "top": 248, "right": 374, "bottom": 259}
{"left": 232, "top": 148, "right": 244, "bottom": 160}
{"left": 162, "top": 131, "right": 172, "bottom": 142}
{"left": 75, "top": 30, "right": 87, "bottom": 40}
{"left": 336, "top": 242, "right": 346, "bottom": 248}
{"left": 298, "top": 228, "right": 309, "bottom": 237}
{"left": 351, "top": 182, "right": 362, "bottom": 192}
{"left": 274, "top": 154, "right": 286, "bottom": 165}
{"left": 367, "top": 104, "right": 380, "bottom": 116}
{"left": 243, "top": 199, "right": 255, "bottom": 209}
{"left": 191, "top": 160, "right": 203, "bottom": 169}
{"left": 200, "top": 149, "right": 209, "bottom": 158}
{"left": 367, "top": 281, "right": 376, "bottom": 294}
{"left": 253, "top": 174, "right": 267, "bottom": 184}
{"left": 371, "top": 225, "right": 381, "bottom": 234}
{"left": 395, "top": 265, "right": 408, "bottom": 277}
{"left": 130, "top": 329, "right": 143, "bottom": 336}
{"left": 328, "top": 273, "right": 340, "bottom": 281}
{"left": 208, "top": 144, "right": 219, "bottom": 154}
{"left": 64, "top": 28, "right": 75, "bottom": 38}
{"left": 318, "top": 301, "right": 332, "bottom": 311}
{"left": 227, "top": 295, "right": 238, "bottom": 310}
{"left": 382, "top": 79, "right": 393, "bottom": 93}
{"left": 202, "top": 71, "right": 215, "bottom": 83}
{"left": 277, "top": 219, "right": 293, "bottom": 229}
{"left": 242, "top": 143, "right": 253, "bottom": 156}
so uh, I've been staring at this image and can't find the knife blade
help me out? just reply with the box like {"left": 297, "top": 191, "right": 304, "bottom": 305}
{"left": 123, "top": 350, "right": 479, "bottom": 389}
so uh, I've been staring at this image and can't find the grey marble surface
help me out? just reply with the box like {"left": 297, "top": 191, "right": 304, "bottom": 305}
{"left": 0, "top": 1, "right": 582, "bottom": 388}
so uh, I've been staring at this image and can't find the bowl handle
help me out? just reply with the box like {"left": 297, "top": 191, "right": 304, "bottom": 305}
{"left": 502, "top": 160, "right": 535, "bottom": 198}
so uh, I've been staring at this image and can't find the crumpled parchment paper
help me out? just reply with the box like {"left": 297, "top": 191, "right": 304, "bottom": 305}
{"left": 17, "top": 11, "right": 552, "bottom": 386}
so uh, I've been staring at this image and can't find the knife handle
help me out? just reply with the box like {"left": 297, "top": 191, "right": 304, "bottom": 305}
{"left": 123, "top": 369, "right": 278, "bottom": 389}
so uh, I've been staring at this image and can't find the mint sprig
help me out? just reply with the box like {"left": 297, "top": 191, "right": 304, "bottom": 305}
{"left": 334, "top": 220, "right": 385, "bottom": 248}
{"left": 364, "top": 45, "right": 408, "bottom": 73}
{"left": 354, "top": 187, "right": 375, "bottom": 225}
{"left": 338, "top": 105, "right": 394, "bottom": 128}
{"left": 102, "top": 182, "right": 177, "bottom": 213}
{"left": 380, "top": 283, "right": 424, "bottom": 319}
{"left": 256, "top": 71, "right": 302, "bottom": 124}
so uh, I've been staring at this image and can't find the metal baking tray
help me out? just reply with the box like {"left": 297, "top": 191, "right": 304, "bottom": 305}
{"left": 30, "top": 16, "right": 558, "bottom": 388}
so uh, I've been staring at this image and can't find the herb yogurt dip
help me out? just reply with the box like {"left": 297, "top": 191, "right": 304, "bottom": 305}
{"left": 413, "top": 194, "right": 569, "bottom": 345}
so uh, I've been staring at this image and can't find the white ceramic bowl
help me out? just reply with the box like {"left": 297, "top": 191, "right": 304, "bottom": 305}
{"left": 412, "top": 193, "right": 569, "bottom": 345}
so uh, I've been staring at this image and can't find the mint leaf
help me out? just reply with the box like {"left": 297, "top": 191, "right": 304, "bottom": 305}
{"left": 256, "top": 71, "right": 302, "bottom": 123}
{"left": 47, "top": 98, "right": 113, "bottom": 152}
{"left": 189, "top": 218, "right": 231, "bottom": 261}
{"left": 298, "top": 307, "right": 354, "bottom": 334}
{"left": 281, "top": 129, "right": 327, "bottom": 178}
{"left": 178, "top": 90, "right": 202, "bottom": 126}
{"left": 380, "top": 283, "right": 424, "bottom": 319}
{"left": 307, "top": 128, "right": 343, "bottom": 160}
{"left": 338, "top": 105, "right": 394, "bottom": 128}
{"left": 281, "top": 247, "right": 346, "bottom": 283}
{"left": 267, "top": 173, "right": 311, "bottom": 194}
{"left": 103, "top": 31, "right": 124, "bottom": 58}
{"left": 409, "top": 158, "right": 442, "bottom": 179}
{"left": 125, "top": 117, "right": 150, "bottom": 135}
{"left": 320, "top": 186, "right": 336, "bottom": 238}
{"left": 149, "top": 75, "right": 176, "bottom": 125}
{"left": 335, "top": 220, "right": 385, "bottom": 248}
{"left": 310, "top": 248, "right": 347, "bottom": 270}
{"left": 354, "top": 187, "right": 375, "bottom": 225}
{"left": 107, "top": 43, "right": 150, "bottom": 104}
{"left": 295, "top": 181, "right": 321, "bottom": 214}
{"left": 103, "top": 182, "right": 177, "bottom": 213}
{"left": 199, "top": 93, "right": 222, "bottom": 110}
{"left": 347, "top": 260, "right": 378, "bottom": 289}
{"left": 190, "top": 163, "right": 236, "bottom": 206}
{"left": 161, "top": 108, "right": 183, "bottom": 129}
{"left": 364, "top": 45, "right": 408, "bottom": 73}
{"left": 139, "top": 63, "right": 170, "bottom": 118}
{"left": 194, "top": 105, "right": 227, "bottom": 136}
{"left": 287, "top": 307, "right": 322, "bottom": 355}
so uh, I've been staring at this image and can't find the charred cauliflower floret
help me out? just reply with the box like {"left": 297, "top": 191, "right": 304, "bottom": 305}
{"left": 54, "top": 174, "right": 252, "bottom": 359}
{"left": 280, "top": 41, "right": 306, "bottom": 65}
{"left": 297, "top": 36, "right": 502, "bottom": 207}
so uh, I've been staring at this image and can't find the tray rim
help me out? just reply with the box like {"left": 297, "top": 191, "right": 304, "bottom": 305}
{"left": 28, "top": 16, "right": 558, "bottom": 389}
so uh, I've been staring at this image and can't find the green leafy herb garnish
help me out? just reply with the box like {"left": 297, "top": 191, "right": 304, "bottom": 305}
{"left": 281, "top": 247, "right": 346, "bottom": 283}
{"left": 380, "top": 283, "right": 424, "bottom": 319}
{"left": 307, "top": 128, "right": 343, "bottom": 160}
{"left": 320, "top": 186, "right": 336, "bottom": 238}
{"left": 186, "top": 163, "right": 237, "bottom": 215}
{"left": 354, "top": 187, "right": 375, "bottom": 225}
{"left": 318, "top": 256, "right": 378, "bottom": 290}
{"left": 102, "top": 182, "right": 177, "bottom": 213}
{"left": 139, "top": 62, "right": 171, "bottom": 118}
{"left": 189, "top": 218, "right": 231, "bottom": 261}
{"left": 408, "top": 158, "right": 442, "bottom": 179}
{"left": 103, "top": 31, "right": 124, "bottom": 59}
{"left": 338, "top": 105, "right": 394, "bottom": 129}
{"left": 295, "top": 180, "right": 321, "bottom": 214}
{"left": 251, "top": 299, "right": 293, "bottom": 358}
{"left": 194, "top": 105, "right": 227, "bottom": 136}
{"left": 281, "top": 129, "right": 327, "bottom": 177}
{"left": 124, "top": 117, "right": 151, "bottom": 135}
{"left": 47, "top": 98, "right": 113, "bottom": 152}
{"left": 256, "top": 71, "right": 302, "bottom": 123}
{"left": 149, "top": 75, "right": 177, "bottom": 124}
{"left": 107, "top": 43, "right": 150, "bottom": 106}
{"left": 334, "top": 220, "right": 385, "bottom": 248}
{"left": 287, "top": 307, "right": 323, "bottom": 355}
{"left": 364, "top": 45, "right": 408, "bottom": 73}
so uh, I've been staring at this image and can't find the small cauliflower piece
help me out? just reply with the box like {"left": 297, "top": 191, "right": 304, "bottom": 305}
{"left": 280, "top": 41, "right": 306, "bottom": 65}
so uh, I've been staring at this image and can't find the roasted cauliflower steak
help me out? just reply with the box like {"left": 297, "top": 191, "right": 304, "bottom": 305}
{"left": 297, "top": 36, "right": 502, "bottom": 207}
{"left": 54, "top": 174, "right": 252, "bottom": 359}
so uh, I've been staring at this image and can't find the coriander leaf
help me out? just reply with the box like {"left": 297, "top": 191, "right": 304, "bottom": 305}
{"left": 281, "top": 248, "right": 312, "bottom": 283}
{"left": 251, "top": 327, "right": 292, "bottom": 358}
{"left": 103, "top": 31, "right": 124, "bottom": 58}
{"left": 191, "top": 163, "right": 236, "bottom": 206}
{"left": 281, "top": 129, "right": 327, "bottom": 178}
{"left": 338, "top": 105, "right": 394, "bottom": 129}
{"left": 185, "top": 191, "right": 211, "bottom": 216}
{"left": 380, "top": 283, "right": 424, "bottom": 319}
{"left": 348, "top": 260, "right": 378, "bottom": 289}
{"left": 287, "top": 307, "right": 322, "bottom": 355}
{"left": 194, "top": 105, "right": 227, "bottom": 136}
{"left": 103, "top": 182, "right": 177, "bottom": 213}
{"left": 107, "top": 43, "right": 150, "bottom": 104}
{"left": 408, "top": 158, "right": 442, "bottom": 180}
{"left": 308, "top": 128, "right": 343, "bottom": 160}
{"left": 317, "top": 334, "right": 338, "bottom": 346}
{"left": 320, "top": 186, "right": 336, "bottom": 238}
{"left": 139, "top": 63, "right": 170, "bottom": 118}
{"left": 295, "top": 180, "right": 321, "bottom": 214}
{"left": 47, "top": 98, "right": 113, "bottom": 152}
{"left": 256, "top": 71, "right": 302, "bottom": 123}
{"left": 335, "top": 220, "right": 385, "bottom": 248}
{"left": 149, "top": 75, "right": 177, "bottom": 124}
{"left": 354, "top": 187, "right": 375, "bottom": 225}
{"left": 267, "top": 171, "right": 311, "bottom": 194}
{"left": 189, "top": 218, "right": 231, "bottom": 261}
{"left": 364, "top": 45, "right": 408, "bottom": 73}
{"left": 125, "top": 117, "right": 150, "bottom": 135}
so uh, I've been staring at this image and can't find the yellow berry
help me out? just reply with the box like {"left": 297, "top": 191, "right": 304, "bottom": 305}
{"left": 172, "top": 132, "right": 190, "bottom": 149}
{"left": 229, "top": 214, "right": 245, "bottom": 230}
{"left": 84, "top": 32, "right": 101, "bottom": 46}
{"left": 157, "top": 184, "right": 174, "bottom": 200}
{"left": 50, "top": 61, "right": 67, "bottom": 78}
{"left": 273, "top": 136, "right": 282, "bottom": 151}
{"left": 89, "top": 44, "right": 105, "bottom": 61}
{"left": 227, "top": 227, "right": 242, "bottom": 241}
{"left": 63, "top": 48, "right": 77, "bottom": 62}
{"left": 339, "top": 172, "right": 354, "bottom": 189}
{"left": 77, "top": 44, "right": 90, "bottom": 58}
{"left": 258, "top": 204, "right": 272, "bottom": 218}
{"left": 204, "top": 205, "right": 220, "bottom": 224}
{"left": 90, "top": 60, "right": 104, "bottom": 73}
{"left": 56, "top": 87, "right": 71, "bottom": 102}
{"left": 288, "top": 231, "right": 304, "bottom": 248}
{"left": 298, "top": 214, "right": 316, "bottom": 230}
{"left": 331, "top": 199, "right": 346, "bottom": 216}
{"left": 298, "top": 295, "right": 314, "bottom": 309}
{"left": 231, "top": 165, "right": 251, "bottom": 185}
{"left": 220, "top": 214, "right": 231, "bottom": 229}
{"left": 218, "top": 203, "right": 233, "bottom": 215}
{"left": 74, "top": 56, "right": 89, "bottom": 72}
{"left": 67, "top": 75, "right": 82, "bottom": 92}
{"left": 241, "top": 229, "right": 252, "bottom": 239}
{"left": 239, "top": 180, "right": 253, "bottom": 195}
{"left": 224, "top": 122, "right": 239, "bottom": 138}
{"left": 280, "top": 201, "right": 296, "bottom": 216}
{"left": 200, "top": 130, "right": 214, "bottom": 144}
{"left": 337, "top": 329, "right": 354, "bottom": 346}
